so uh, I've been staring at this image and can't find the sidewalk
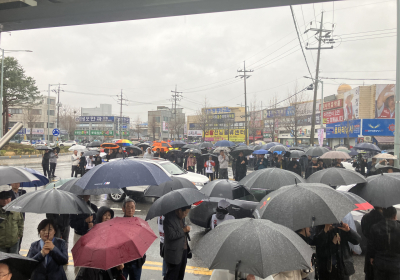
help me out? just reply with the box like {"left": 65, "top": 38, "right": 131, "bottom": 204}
{"left": 0, "top": 154, "right": 72, "bottom": 166}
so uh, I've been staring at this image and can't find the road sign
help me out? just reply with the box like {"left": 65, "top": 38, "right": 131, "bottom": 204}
{"left": 52, "top": 128, "right": 60, "bottom": 136}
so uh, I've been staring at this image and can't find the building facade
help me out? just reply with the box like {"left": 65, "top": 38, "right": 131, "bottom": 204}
{"left": 81, "top": 104, "right": 112, "bottom": 116}
{"left": 148, "top": 106, "right": 185, "bottom": 141}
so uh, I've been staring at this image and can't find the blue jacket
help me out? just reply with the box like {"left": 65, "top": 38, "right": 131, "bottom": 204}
{"left": 27, "top": 238, "right": 68, "bottom": 280}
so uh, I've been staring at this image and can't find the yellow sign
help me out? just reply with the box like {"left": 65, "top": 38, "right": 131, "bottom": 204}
{"left": 204, "top": 129, "right": 245, "bottom": 142}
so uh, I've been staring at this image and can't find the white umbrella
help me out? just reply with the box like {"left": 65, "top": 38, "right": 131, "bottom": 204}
{"left": 373, "top": 153, "right": 397, "bottom": 160}
{"left": 68, "top": 145, "right": 87, "bottom": 152}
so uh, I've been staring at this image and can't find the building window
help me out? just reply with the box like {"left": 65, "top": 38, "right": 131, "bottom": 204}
{"left": 47, "top": 99, "right": 55, "bottom": 105}
{"left": 9, "top": 108, "right": 22, "bottom": 114}
{"left": 34, "top": 122, "right": 44, "bottom": 128}
{"left": 49, "top": 123, "right": 54, "bottom": 128}
{"left": 31, "top": 109, "right": 42, "bottom": 115}
{"left": 9, "top": 122, "right": 17, "bottom": 127}
{"left": 47, "top": 110, "right": 55, "bottom": 116}
{"left": 156, "top": 117, "right": 160, "bottom": 123}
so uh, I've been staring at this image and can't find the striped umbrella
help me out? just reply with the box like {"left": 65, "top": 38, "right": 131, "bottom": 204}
{"left": 115, "top": 139, "right": 133, "bottom": 147}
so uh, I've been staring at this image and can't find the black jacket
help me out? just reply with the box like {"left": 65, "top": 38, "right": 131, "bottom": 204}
{"left": 94, "top": 156, "right": 102, "bottom": 166}
{"left": 163, "top": 211, "right": 189, "bottom": 265}
{"left": 70, "top": 201, "right": 98, "bottom": 236}
{"left": 79, "top": 156, "right": 87, "bottom": 168}
{"left": 315, "top": 228, "right": 361, "bottom": 279}
{"left": 274, "top": 160, "right": 286, "bottom": 169}
{"left": 235, "top": 156, "right": 248, "bottom": 180}
{"left": 369, "top": 219, "right": 400, "bottom": 274}
{"left": 306, "top": 162, "right": 319, "bottom": 179}
{"left": 27, "top": 238, "right": 68, "bottom": 280}
{"left": 254, "top": 158, "right": 268, "bottom": 170}
{"left": 9, "top": 189, "right": 26, "bottom": 200}
{"left": 287, "top": 161, "right": 301, "bottom": 176}
{"left": 176, "top": 151, "right": 183, "bottom": 164}
{"left": 42, "top": 152, "right": 50, "bottom": 164}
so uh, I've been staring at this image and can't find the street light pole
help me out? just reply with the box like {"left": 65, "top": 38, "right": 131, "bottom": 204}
{"left": 394, "top": 0, "right": 400, "bottom": 168}
{"left": 47, "top": 83, "right": 60, "bottom": 141}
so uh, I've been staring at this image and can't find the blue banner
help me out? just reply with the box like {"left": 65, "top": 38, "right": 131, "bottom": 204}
{"left": 326, "top": 119, "right": 361, "bottom": 138}
{"left": 362, "top": 119, "right": 395, "bottom": 136}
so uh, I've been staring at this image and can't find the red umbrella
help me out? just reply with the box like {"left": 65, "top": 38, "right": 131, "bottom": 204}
{"left": 72, "top": 217, "right": 157, "bottom": 270}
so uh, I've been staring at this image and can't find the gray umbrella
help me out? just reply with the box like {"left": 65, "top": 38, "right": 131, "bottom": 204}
{"left": 349, "top": 173, "right": 400, "bottom": 207}
{"left": 4, "top": 188, "right": 94, "bottom": 214}
{"left": 213, "top": 147, "right": 231, "bottom": 154}
{"left": 144, "top": 177, "right": 197, "bottom": 198}
{"left": 269, "top": 145, "right": 289, "bottom": 153}
{"left": 82, "top": 150, "right": 99, "bottom": 157}
{"left": 230, "top": 146, "right": 253, "bottom": 158}
{"left": 289, "top": 150, "right": 306, "bottom": 158}
{"left": 200, "top": 180, "right": 251, "bottom": 200}
{"left": 253, "top": 183, "right": 357, "bottom": 231}
{"left": 0, "top": 166, "right": 39, "bottom": 185}
{"left": 307, "top": 167, "right": 367, "bottom": 186}
{"left": 184, "top": 148, "right": 202, "bottom": 155}
{"left": 305, "top": 146, "right": 329, "bottom": 157}
{"left": 59, "top": 178, "right": 123, "bottom": 196}
{"left": 145, "top": 188, "right": 206, "bottom": 220}
{"left": 194, "top": 218, "right": 312, "bottom": 279}
{"left": 239, "top": 168, "right": 305, "bottom": 192}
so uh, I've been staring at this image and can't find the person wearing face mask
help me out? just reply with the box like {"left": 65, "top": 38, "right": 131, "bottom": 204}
{"left": 27, "top": 219, "right": 68, "bottom": 280}
{"left": 210, "top": 200, "right": 235, "bottom": 230}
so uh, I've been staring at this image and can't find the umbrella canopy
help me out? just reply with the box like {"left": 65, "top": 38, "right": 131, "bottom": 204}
{"left": 214, "top": 140, "right": 235, "bottom": 147}
{"left": 252, "top": 145, "right": 263, "bottom": 151}
{"left": 239, "top": 168, "right": 305, "bottom": 192}
{"left": 376, "top": 166, "right": 400, "bottom": 173}
{"left": 0, "top": 166, "right": 39, "bottom": 186}
{"left": 201, "top": 153, "right": 218, "bottom": 161}
{"left": 72, "top": 217, "right": 157, "bottom": 270}
{"left": 260, "top": 142, "right": 282, "bottom": 150}
{"left": 307, "top": 167, "right": 367, "bottom": 186}
{"left": 35, "top": 145, "right": 52, "bottom": 150}
{"left": 0, "top": 252, "right": 38, "bottom": 280}
{"left": 349, "top": 173, "right": 400, "bottom": 207}
{"left": 213, "top": 147, "right": 230, "bottom": 154}
{"left": 236, "top": 143, "right": 247, "bottom": 146}
{"left": 82, "top": 150, "right": 99, "bottom": 157}
{"left": 200, "top": 180, "right": 250, "bottom": 199}
{"left": 319, "top": 151, "right": 351, "bottom": 160}
{"left": 184, "top": 148, "right": 202, "bottom": 155}
{"left": 68, "top": 145, "right": 87, "bottom": 152}
{"left": 253, "top": 183, "right": 358, "bottom": 231}
{"left": 354, "top": 142, "right": 381, "bottom": 152}
{"left": 115, "top": 139, "right": 133, "bottom": 147}
{"left": 100, "top": 143, "right": 120, "bottom": 150}
{"left": 20, "top": 168, "right": 49, "bottom": 187}
{"left": 74, "top": 159, "right": 172, "bottom": 191}
{"left": 230, "top": 146, "right": 253, "bottom": 158}
{"left": 59, "top": 178, "right": 123, "bottom": 196}
{"left": 87, "top": 142, "right": 101, "bottom": 147}
{"left": 337, "top": 191, "right": 373, "bottom": 211}
{"left": 125, "top": 146, "right": 143, "bottom": 155}
{"left": 349, "top": 148, "right": 358, "bottom": 157}
{"left": 252, "top": 140, "right": 266, "bottom": 145}
{"left": 335, "top": 146, "right": 351, "bottom": 153}
{"left": 252, "top": 149, "right": 269, "bottom": 155}
{"left": 137, "top": 143, "right": 151, "bottom": 149}
{"left": 144, "top": 177, "right": 197, "bottom": 198}
{"left": 198, "top": 142, "right": 213, "bottom": 149}
{"left": 182, "top": 144, "right": 198, "bottom": 150}
{"left": 145, "top": 188, "right": 206, "bottom": 220}
{"left": 195, "top": 218, "right": 312, "bottom": 279}
{"left": 171, "top": 140, "right": 187, "bottom": 148}
{"left": 289, "top": 150, "right": 306, "bottom": 158}
{"left": 305, "top": 146, "right": 330, "bottom": 157}
{"left": 373, "top": 153, "right": 397, "bottom": 159}
{"left": 289, "top": 146, "right": 305, "bottom": 151}
{"left": 45, "top": 178, "right": 76, "bottom": 189}
{"left": 3, "top": 188, "right": 94, "bottom": 214}
{"left": 269, "top": 145, "right": 289, "bottom": 153}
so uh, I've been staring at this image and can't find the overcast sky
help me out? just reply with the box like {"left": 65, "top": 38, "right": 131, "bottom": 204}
{"left": 1, "top": 0, "right": 396, "bottom": 124}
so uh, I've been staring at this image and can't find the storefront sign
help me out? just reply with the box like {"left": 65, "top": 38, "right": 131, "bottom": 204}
{"left": 319, "top": 99, "right": 343, "bottom": 111}
{"left": 323, "top": 108, "right": 344, "bottom": 124}
{"left": 205, "top": 107, "right": 231, "bottom": 114}
{"left": 74, "top": 130, "right": 114, "bottom": 136}
{"left": 326, "top": 119, "right": 361, "bottom": 138}
{"left": 116, "top": 117, "right": 130, "bottom": 124}
{"left": 77, "top": 116, "right": 115, "bottom": 122}
{"left": 162, "top": 121, "right": 168, "bottom": 131}
{"left": 115, "top": 131, "right": 129, "bottom": 136}
{"left": 204, "top": 129, "right": 245, "bottom": 142}
{"left": 188, "top": 130, "right": 202, "bottom": 136}
{"left": 207, "top": 113, "right": 235, "bottom": 122}
{"left": 25, "top": 128, "right": 45, "bottom": 135}
{"left": 362, "top": 119, "right": 395, "bottom": 136}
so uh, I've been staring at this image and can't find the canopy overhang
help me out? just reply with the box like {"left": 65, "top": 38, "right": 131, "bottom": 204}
{"left": 0, "top": 0, "right": 338, "bottom": 32}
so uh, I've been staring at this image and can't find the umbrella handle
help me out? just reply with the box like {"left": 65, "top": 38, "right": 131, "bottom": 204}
{"left": 235, "top": 260, "right": 241, "bottom": 280}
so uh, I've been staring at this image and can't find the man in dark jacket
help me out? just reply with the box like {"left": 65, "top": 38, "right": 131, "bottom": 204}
{"left": 316, "top": 222, "right": 361, "bottom": 280}
{"left": 254, "top": 154, "right": 268, "bottom": 170}
{"left": 369, "top": 206, "right": 400, "bottom": 280}
{"left": 175, "top": 148, "right": 184, "bottom": 167}
{"left": 78, "top": 152, "right": 87, "bottom": 177}
{"left": 196, "top": 155, "right": 204, "bottom": 175}
{"left": 164, "top": 206, "right": 191, "bottom": 280}
{"left": 94, "top": 153, "right": 102, "bottom": 166}
{"left": 306, "top": 158, "right": 319, "bottom": 179}
{"left": 362, "top": 207, "right": 385, "bottom": 280}
{"left": 235, "top": 152, "right": 248, "bottom": 181}
{"left": 42, "top": 150, "right": 50, "bottom": 178}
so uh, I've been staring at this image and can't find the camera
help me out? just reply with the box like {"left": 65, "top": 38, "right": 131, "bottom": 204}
{"left": 332, "top": 222, "right": 343, "bottom": 228}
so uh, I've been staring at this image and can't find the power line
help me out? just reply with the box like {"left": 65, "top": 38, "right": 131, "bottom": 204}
{"left": 320, "top": 77, "right": 396, "bottom": 81}
{"left": 337, "top": 28, "right": 396, "bottom": 37}
{"left": 324, "top": 0, "right": 395, "bottom": 12}
{"left": 340, "top": 35, "right": 396, "bottom": 43}
{"left": 252, "top": 47, "right": 300, "bottom": 71}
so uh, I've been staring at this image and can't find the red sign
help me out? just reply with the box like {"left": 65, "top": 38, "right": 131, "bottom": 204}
{"left": 323, "top": 108, "right": 344, "bottom": 124}
{"left": 319, "top": 99, "right": 343, "bottom": 111}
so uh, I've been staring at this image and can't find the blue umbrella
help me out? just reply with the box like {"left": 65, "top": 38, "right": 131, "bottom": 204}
{"left": 20, "top": 168, "right": 49, "bottom": 187}
{"left": 237, "top": 143, "right": 247, "bottom": 146}
{"left": 349, "top": 148, "right": 358, "bottom": 157}
{"left": 261, "top": 142, "right": 282, "bottom": 150}
{"left": 74, "top": 159, "right": 172, "bottom": 190}
{"left": 353, "top": 143, "right": 381, "bottom": 152}
{"left": 214, "top": 140, "right": 235, "bottom": 147}
{"left": 253, "top": 149, "right": 270, "bottom": 155}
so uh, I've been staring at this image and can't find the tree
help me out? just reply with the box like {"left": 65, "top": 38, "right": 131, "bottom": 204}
{"left": 132, "top": 116, "right": 142, "bottom": 140}
{"left": 148, "top": 116, "right": 157, "bottom": 141}
{"left": 195, "top": 97, "right": 211, "bottom": 142}
{"left": 284, "top": 85, "right": 307, "bottom": 145}
{"left": 1, "top": 57, "right": 42, "bottom": 135}
{"left": 248, "top": 97, "right": 260, "bottom": 143}
{"left": 23, "top": 102, "right": 43, "bottom": 141}
{"left": 264, "top": 96, "right": 279, "bottom": 143}
{"left": 58, "top": 106, "right": 80, "bottom": 140}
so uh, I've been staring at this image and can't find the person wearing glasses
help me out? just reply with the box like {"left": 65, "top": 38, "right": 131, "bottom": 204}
{"left": 27, "top": 219, "right": 68, "bottom": 280}
{"left": 0, "top": 263, "right": 12, "bottom": 280}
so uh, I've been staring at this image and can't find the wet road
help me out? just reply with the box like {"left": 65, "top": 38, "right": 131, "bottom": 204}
{"left": 10, "top": 160, "right": 366, "bottom": 280}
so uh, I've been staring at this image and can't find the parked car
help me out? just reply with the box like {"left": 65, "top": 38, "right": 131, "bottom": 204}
{"left": 59, "top": 140, "right": 77, "bottom": 147}
{"left": 108, "top": 157, "right": 209, "bottom": 202}
{"left": 20, "top": 140, "right": 32, "bottom": 145}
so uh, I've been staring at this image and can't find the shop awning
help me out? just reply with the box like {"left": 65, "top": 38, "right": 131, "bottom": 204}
{"left": 374, "top": 136, "right": 394, "bottom": 144}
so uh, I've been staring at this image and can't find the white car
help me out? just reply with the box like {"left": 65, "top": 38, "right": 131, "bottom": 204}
{"left": 59, "top": 140, "right": 77, "bottom": 147}
{"left": 20, "top": 140, "right": 31, "bottom": 145}
{"left": 108, "top": 158, "right": 209, "bottom": 202}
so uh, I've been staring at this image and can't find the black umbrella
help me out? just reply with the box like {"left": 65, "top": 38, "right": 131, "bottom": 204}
{"left": 59, "top": 178, "right": 124, "bottom": 196}
{"left": 349, "top": 148, "right": 358, "bottom": 157}
{"left": 337, "top": 191, "right": 373, "bottom": 211}
{"left": 200, "top": 180, "right": 252, "bottom": 200}
{"left": 198, "top": 142, "right": 213, "bottom": 149}
{"left": 195, "top": 218, "right": 313, "bottom": 279}
{"left": 0, "top": 166, "right": 39, "bottom": 186}
{"left": 349, "top": 173, "right": 400, "bottom": 207}
{"left": 137, "top": 143, "right": 151, "bottom": 149}
{"left": 0, "top": 252, "right": 38, "bottom": 280}
{"left": 82, "top": 150, "right": 99, "bottom": 157}
{"left": 184, "top": 148, "right": 202, "bottom": 155}
{"left": 35, "top": 145, "right": 52, "bottom": 150}
{"left": 230, "top": 146, "right": 253, "bottom": 158}
{"left": 289, "top": 146, "right": 305, "bottom": 151}
{"left": 239, "top": 168, "right": 305, "bottom": 193}
{"left": 375, "top": 166, "right": 400, "bottom": 173}
{"left": 252, "top": 145, "right": 262, "bottom": 151}
{"left": 87, "top": 142, "right": 101, "bottom": 147}
{"left": 305, "top": 146, "right": 329, "bottom": 157}
{"left": 52, "top": 146, "right": 60, "bottom": 154}
{"left": 354, "top": 142, "right": 381, "bottom": 152}
{"left": 307, "top": 167, "right": 367, "bottom": 186}
{"left": 201, "top": 153, "right": 218, "bottom": 161}
{"left": 171, "top": 141, "right": 187, "bottom": 148}
{"left": 289, "top": 150, "right": 306, "bottom": 158}
{"left": 269, "top": 145, "right": 289, "bottom": 153}
{"left": 3, "top": 188, "right": 94, "bottom": 214}
{"left": 144, "top": 177, "right": 197, "bottom": 198}
{"left": 145, "top": 188, "right": 206, "bottom": 220}
{"left": 126, "top": 146, "right": 143, "bottom": 156}
{"left": 260, "top": 142, "right": 282, "bottom": 150}
{"left": 253, "top": 183, "right": 357, "bottom": 231}
{"left": 74, "top": 159, "right": 172, "bottom": 191}
{"left": 182, "top": 144, "right": 198, "bottom": 151}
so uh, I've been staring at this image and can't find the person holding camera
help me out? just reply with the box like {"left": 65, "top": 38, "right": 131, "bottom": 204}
{"left": 315, "top": 222, "right": 361, "bottom": 280}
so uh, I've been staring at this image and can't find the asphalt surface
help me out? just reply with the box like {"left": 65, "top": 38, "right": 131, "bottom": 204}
{"left": 7, "top": 160, "right": 366, "bottom": 280}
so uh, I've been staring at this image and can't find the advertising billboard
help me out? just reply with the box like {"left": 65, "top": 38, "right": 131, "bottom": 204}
{"left": 343, "top": 88, "right": 359, "bottom": 121}
{"left": 323, "top": 108, "right": 344, "bottom": 124}
{"left": 375, "top": 84, "right": 396, "bottom": 118}
{"left": 162, "top": 121, "right": 168, "bottom": 131}
{"left": 204, "top": 129, "right": 245, "bottom": 142}
{"left": 188, "top": 130, "right": 202, "bottom": 136}
{"left": 326, "top": 119, "right": 361, "bottom": 138}
{"left": 362, "top": 119, "right": 395, "bottom": 136}
{"left": 319, "top": 99, "right": 343, "bottom": 111}
{"left": 77, "top": 116, "right": 115, "bottom": 122}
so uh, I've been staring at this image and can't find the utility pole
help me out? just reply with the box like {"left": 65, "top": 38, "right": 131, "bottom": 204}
{"left": 394, "top": 0, "right": 400, "bottom": 168}
{"left": 171, "top": 85, "right": 183, "bottom": 140}
{"left": 305, "top": 12, "right": 333, "bottom": 146}
{"left": 237, "top": 61, "right": 253, "bottom": 145}
{"left": 116, "top": 90, "right": 128, "bottom": 139}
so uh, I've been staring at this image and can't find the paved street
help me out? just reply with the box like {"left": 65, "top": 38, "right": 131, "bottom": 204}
{"left": 3, "top": 158, "right": 366, "bottom": 280}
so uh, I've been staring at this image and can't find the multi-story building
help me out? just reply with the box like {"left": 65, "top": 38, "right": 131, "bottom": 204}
{"left": 9, "top": 96, "right": 57, "bottom": 142}
{"left": 148, "top": 106, "right": 185, "bottom": 141}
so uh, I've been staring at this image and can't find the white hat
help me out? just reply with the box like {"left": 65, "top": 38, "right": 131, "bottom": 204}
{"left": 218, "top": 200, "right": 230, "bottom": 209}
